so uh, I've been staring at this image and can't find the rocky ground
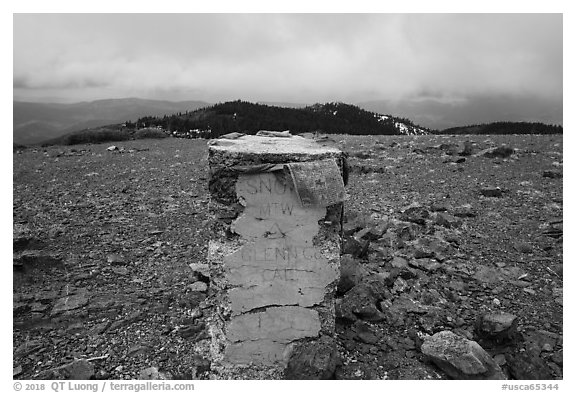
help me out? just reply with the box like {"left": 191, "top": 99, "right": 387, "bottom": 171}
{"left": 13, "top": 134, "right": 563, "bottom": 380}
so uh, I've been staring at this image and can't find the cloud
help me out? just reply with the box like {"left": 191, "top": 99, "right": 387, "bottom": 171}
{"left": 13, "top": 13, "right": 562, "bottom": 107}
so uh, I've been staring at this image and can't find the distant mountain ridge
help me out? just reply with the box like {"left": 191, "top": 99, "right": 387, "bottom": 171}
{"left": 438, "top": 121, "right": 562, "bottom": 135}
{"left": 13, "top": 98, "right": 209, "bottom": 144}
{"left": 132, "top": 100, "right": 431, "bottom": 138}
{"left": 14, "top": 97, "right": 562, "bottom": 146}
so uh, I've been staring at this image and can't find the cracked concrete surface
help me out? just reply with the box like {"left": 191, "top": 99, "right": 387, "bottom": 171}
{"left": 221, "top": 173, "right": 336, "bottom": 361}
{"left": 207, "top": 136, "right": 343, "bottom": 372}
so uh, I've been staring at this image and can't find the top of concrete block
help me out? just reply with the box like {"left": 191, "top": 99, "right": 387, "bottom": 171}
{"left": 208, "top": 135, "right": 341, "bottom": 156}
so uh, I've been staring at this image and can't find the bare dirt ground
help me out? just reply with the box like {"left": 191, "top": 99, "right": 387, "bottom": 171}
{"left": 13, "top": 134, "right": 562, "bottom": 380}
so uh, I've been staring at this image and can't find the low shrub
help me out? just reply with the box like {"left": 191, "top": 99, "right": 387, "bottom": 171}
{"left": 134, "top": 128, "right": 169, "bottom": 140}
{"left": 61, "top": 128, "right": 131, "bottom": 145}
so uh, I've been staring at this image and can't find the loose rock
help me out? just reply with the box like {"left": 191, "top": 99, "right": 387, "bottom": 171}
{"left": 543, "top": 170, "right": 562, "bottom": 179}
{"left": 338, "top": 255, "right": 368, "bottom": 295}
{"left": 51, "top": 293, "right": 89, "bottom": 316}
{"left": 189, "top": 281, "right": 208, "bottom": 292}
{"left": 476, "top": 312, "right": 518, "bottom": 342}
{"left": 336, "top": 283, "right": 385, "bottom": 323}
{"left": 59, "top": 359, "right": 95, "bottom": 380}
{"left": 480, "top": 187, "right": 503, "bottom": 197}
{"left": 285, "top": 336, "right": 339, "bottom": 379}
{"left": 477, "top": 146, "right": 514, "bottom": 159}
{"left": 421, "top": 330, "right": 506, "bottom": 379}
{"left": 506, "top": 349, "right": 553, "bottom": 380}
{"left": 433, "top": 212, "right": 462, "bottom": 228}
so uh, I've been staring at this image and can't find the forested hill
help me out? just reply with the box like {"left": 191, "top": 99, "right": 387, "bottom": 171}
{"left": 439, "top": 121, "right": 562, "bottom": 135}
{"left": 129, "top": 100, "right": 431, "bottom": 138}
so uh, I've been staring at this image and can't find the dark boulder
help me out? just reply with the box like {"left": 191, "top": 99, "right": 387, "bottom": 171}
{"left": 285, "top": 336, "right": 339, "bottom": 380}
{"left": 337, "top": 255, "right": 368, "bottom": 295}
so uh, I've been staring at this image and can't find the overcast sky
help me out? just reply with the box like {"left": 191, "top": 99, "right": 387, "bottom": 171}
{"left": 13, "top": 13, "right": 563, "bottom": 126}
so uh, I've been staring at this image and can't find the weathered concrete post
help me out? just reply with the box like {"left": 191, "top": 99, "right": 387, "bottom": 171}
{"left": 206, "top": 133, "right": 346, "bottom": 378}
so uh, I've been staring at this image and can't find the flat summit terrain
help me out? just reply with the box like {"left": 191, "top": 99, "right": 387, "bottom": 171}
{"left": 13, "top": 134, "right": 563, "bottom": 380}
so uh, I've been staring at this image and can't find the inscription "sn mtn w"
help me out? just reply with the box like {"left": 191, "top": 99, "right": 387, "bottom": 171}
{"left": 258, "top": 202, "right": 294, "bottom": 217}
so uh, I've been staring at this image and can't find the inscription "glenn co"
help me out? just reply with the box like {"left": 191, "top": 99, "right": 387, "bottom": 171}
{"left": 240, "top": 244, "right": 324, "bottom": 262}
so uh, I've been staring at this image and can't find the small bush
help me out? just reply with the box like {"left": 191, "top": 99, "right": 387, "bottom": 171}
{"left": 62, "top": 128, "right": 131, "bottom": 146}
{"left": 13, "top": 143, "right": 28, "bottom": 151}
{"left": 134, "top": 128, "right": 169, "bottom": 140}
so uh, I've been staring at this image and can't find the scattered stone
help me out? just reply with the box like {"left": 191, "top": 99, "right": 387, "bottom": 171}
{"left": 342, "top": 236, "right": 369, "bottom": 258}
{"left": 127, "top": 344, "right": 152, "bottom": 357}
{"left": 107, "top": 311, "right": 143, "bottom": 332}
{"left": 552, "top": 287, "right": 562, "bottom": 305}
{"left": 433, "top": 212, "right": 463, "bottom": 228}
{"left": 48, "top": 226, "right": 65, "bottom": 238}
{"left": 458, "top": 141, "right": 475, "bottom": 156}
{"left": 453, "top": 204, "right": 477, "bottom": 218}
{"left": 392, "top": 277, "right": 409, "bottom": 293}
{"left": 138, "top": 366, "right": 171, "bottom": 380}
{"left": 343, "top": 219, "right": 363, "bottom": 236}
{"left": 513, "top": 242, "right": 532, "bottom": 254}
{"left": 30, "top": 302, "right": 49, "bottom": 313}
{"left": 401, "top": 203, "right": 430, "bottom": 225}
{"left": 390, "top": 256, "right": 409, "bottom": 269}
{"left": 480, "top": 187, "right": 503, "bottom": 197}
{"left": 353, "top": 151, "right": 372, "bottom": 159}
{"left": 411, "top": 236, "right": 451, "bottom": 261}
{"left": 112, "top": 266, "right": 129, "bottom": 276}
{"left": 14, "top": 251, "right": 63, "bottom": 272}
{"left": 543, "top": 170, "right": 562, "bottom": 179}
{"left": 493, "top": 354, "right": 507, "bottom": 367}
{"left": 549, "top": 263, "right": 563, "bottom": 278}
{"left": 523, "top": 330, "right": 559, "bottom": 355}
{"left": 13, "top": 365, "right": 23, "bottom": 377}
{"left": 13, "top": 223, "right": 35, "bottom": 252}
{"left": 189, "top": 281, "right": 208, "bottom": 292}
{"left": 179, "top": 322, "right": 205, "bottom": 339}
{"left": 550, "top": 350, "right": 563, "bottom": 366}
{"left": 438, "top": 142, "right": 474, "bottom": 156}
{"left": 409, "top": 258, "right": 442, "bottom": 272}
{"left": 60, "top": 359, "right": 95, "bottom": 380}
{"left": 473, "top": 266, "right": 502, "bottom": 285}
{"left": 436, "top": 143, "right": 458, "bottom": 155}
{"left": 285, "top": 336, "right": 339, "bottom": 379}
{"left": 107, "top": 254, "right": 125, "bottom": 265}
{"left": 51, "top": 293, "right": 89, "bottom": 316}
{"left": 382, "top": 294, "right": 429, "bottom": 316}
{"left": 362, "top": 225, "right": 388, "bottom": 241}
{"left": 477, "top": 146, "right": 514, "bottom": 159}
{"left": 107, "top": 145, "right": 119, "bottom": 151}
{"left": 14, "top": 340, "right": 43, "bottom": 358}
{"left": 334, "top": 362, "right": 374, "bottom": 380}
{"left": 90, "top": 320, "right": 111, "bottom": 335}
{"left": 338, "top": 255, "right": 368, "bottom": 295}
{"left": 430, "top": 202, "right": 449, "bottom": 212}
{"left": 390, "top": 221, "right": 423, "bottom": 242}
{"left": 139, "top": 367, "right": 160, "bottom": 380}
{"left": 189, "top": 263, "right": 210, "bottom": 280}
{"left": 476, "top": 312, "right": 518, "bottom": 342}
{"left": 336, "top": 283, "right": 385, "bottom": 323}
{"left": 354, "top": 321, "right": 379, "bottom": 345}
{"left": 542, "top": 225, "right": 563, "bottom": 239}
{"left": 421, "top": 330, "right": 506, "bottom": 379}
{"left": 506, "top": 349, "right": 554, "bottom": 380}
